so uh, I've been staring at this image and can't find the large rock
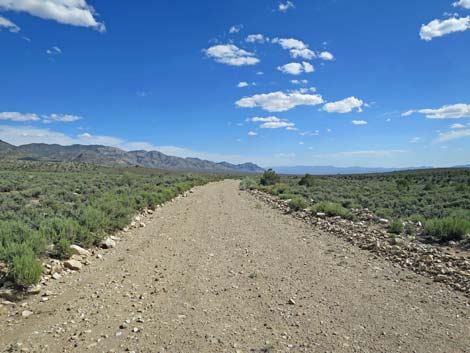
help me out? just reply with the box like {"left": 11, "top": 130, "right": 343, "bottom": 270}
{"left": 70, "top": 245, "right": 90, "bottom": 257}
{"left": 64, "top": 259, "right": 83, "bottom": 271}
{"left": 101, "top": 238, "right": 116, "bottom": 249}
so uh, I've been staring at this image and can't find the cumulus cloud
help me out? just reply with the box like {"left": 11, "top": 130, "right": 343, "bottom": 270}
{"left": 402, "top": 103, "right": 470, "bottom": 119}
{"left": 272, "top": 37, "right": 317, "bottom": 60}
{"left": 453, "top": 0, "right": 470, "bottom": 9}
{"left": 247, "top": 131, "right": 258, "bottom": 136}
{"left": 451, "top": 123, "right": 466, "bottom": 129}
{"left": 229, "top": 24, "right": 243, "bottom": 34}
{"left": 0, "top": 0, "right": 105, "bottom": 32}
{"left": 237, "top": 81, "right": 255, "bottom": 88}
{"left": 278, "top": 62, "right": 314, "bottom": 75}
{"left": 278, "top": 1, "right": 295, "bottom": 12}
{"left": 323, "top": 97, "right": 364, "bottom": 113}
{"left": 204, "top": 44, "right": 260, "bottom": 66}
{"left": 247, "top": 116, "right": 295, "bottom": 130}
{"left": 0, "top": 111, "right": 81, "bottom": 123}
{"left": 420, "top": 16, "right": 470, "bottom": 41}
{"left": 435, "top": 129, "right": 470, "bottom": 143}
{"left": 0, "top": 15, "right": 19, "bottom": 32}
{"left": 246, "top": 34, "right": 265, "bottom": 43}
{"left": 352, "top": 120, "right": 368, "bottom": 125}
{"left": 319, "top": 51, "right": 334, "bottom": 61}
{"left": 236, "top": 90, "right": 324, "bottom": 112}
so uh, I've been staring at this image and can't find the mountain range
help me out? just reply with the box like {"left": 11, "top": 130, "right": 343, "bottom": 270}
{"left": 272, "top": 165, "right": 440, "bottom": 175}
{"left": 0, "top": 140, "right": 264, "bottom": 174}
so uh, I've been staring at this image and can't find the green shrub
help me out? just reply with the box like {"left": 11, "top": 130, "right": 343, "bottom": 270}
{"left": 312, "top": 201, "right": 353, "bottom": 220}
{"left": 260, "top": 169, "right": 280, "bottom": 186}
{"left": 424, "top": 217, "right": 470, "bottom": 242}
{"left": 288, "top": 197, "right": 308, "bottom": 211}
{"left": 239, "top": 177, "right": 257, "bottom": 190}
{"left": 54, "top": 238, "right": 72, "bottom": 259}
{"left": 299, "top": 174, "right": 316, "bottom": 188}
{"left": 389, "top": 220, "right": 404, "bottom": 235}
{"left": 8, "top": 251, "right": 42, "bottom": 288}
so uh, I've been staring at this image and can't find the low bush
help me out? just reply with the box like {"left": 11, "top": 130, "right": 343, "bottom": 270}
{"left": 312, "top": 201, "right": 353, "bottom": 220}
{"left": 298, "top": 174, "right": 316, "bottom": 188}
{"left": 287, "top": 197, "right": 308, "bottom": 211}
{"left": 388, "top": 220, "right": 404, "bottom": 235}
{"left": 260, "top": 169, "right": 280, "bottom": 186}
{"left": 54, "top": 238, "right": 72, "bottom": 259}
{"left": 239, "top": 177, "right": 257, "bottom": 190}
{"left": 8, "top": 251, "right": 42, "bottom": 288}
{"left": 424, "top": 218, "right": 470, "bottom": 242}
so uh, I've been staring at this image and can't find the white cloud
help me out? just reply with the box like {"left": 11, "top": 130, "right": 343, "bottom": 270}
{"left": 402, "top": 103, "right": 470, "bottom": 119}
{"left": 236, "top": 90, "right": 324, "bottom": 112}
{"left": 42, "top": 114, "right": 81, "bottom": 123}
{"left": 453, "top": 0, "right": 470, "bottom": 9}
{"left": 229, "top": 24, "right": 243, "bottom": 34}
{"left": 278, "top": 62, "right": 314, "bottom": 75}
{"left": 409, "top": 137, "right": 421, "bottom": 143}
{"left": 136, "top": 91, "right": 152, "bottom": 97}
{"left": 237, "top": 81, "right": 255, "bottom": 88}
{"left": 352, "top": 120, "right": 368, "bottom": 125}
{"left": 420, "top": 16, "right": 470, "bottom": 41}
{"left": 435, "top": 129, "right": 470, "bottom": 143}
{"left": 247, "top": 116, "right": 295, "bottom": 130}
{"left": 291, "top": 79, "right": 308, "bottom": 85}
{"left": 46, "top": 46, "right": 62, "bottom": 55}
{"left": 314, "top": 150, "right": 405, "bottom": 159}
{"left": 261, "top": 121, "right": 294, "bottom": 129}
{"left": 451, "top": 123, "right": 466, "bottom": 129}
{"left": 0, "top": 112, "right": 40, "bottom": 122}
{"left": 0, "top": 0, "right": 105, "bottom": 32}
{"left": 323, "top": 97, "right": 364, "bottom": 113}
{"left": 0, "top": 111, "right": 81, "bottom": 123}
{"left": 248, "top": 131, "right": 257, "bottom": 136}
{"left": 319, "top": 51, "right": 334, "bottom": 61}
{"left": 204, "top": 44, "right": 260, "bottom": 66}
{"left": 272, "top": 37, "right": 317, "bottom": 59}
{"left": 0, "top": 15, "right": 19, "bottom": 32}
{"left": 278, "top": 1, "right": 295, "bottom": 12}
{"left": 246, "top": 34, "right": 265, "bottom": 43}
{"left": 290, "top": 48, "right": 316, "bottom": 60}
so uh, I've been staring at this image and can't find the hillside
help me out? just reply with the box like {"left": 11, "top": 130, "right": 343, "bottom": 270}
{"left": 0, "top": 140, "right": 264, "bottom": 173}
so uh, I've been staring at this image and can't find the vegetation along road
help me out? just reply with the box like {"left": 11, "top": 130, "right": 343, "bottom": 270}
{"left": 1, "top": 180, "right": 469, "bottom": 353}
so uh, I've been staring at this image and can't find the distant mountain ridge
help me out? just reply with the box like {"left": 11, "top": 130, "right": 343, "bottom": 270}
{"left": 0, "top": 140, "right": 264, "bottom": 174}
{"left": 271, "top": 165, "right": 459, "bottom": 175}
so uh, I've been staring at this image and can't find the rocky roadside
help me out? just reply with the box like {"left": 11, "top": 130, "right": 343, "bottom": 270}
{"left": 247, "top": 189, "right": 470, "bottom": 296}
{"left": 0, "top": 189, "right": 195, "bottom": 317}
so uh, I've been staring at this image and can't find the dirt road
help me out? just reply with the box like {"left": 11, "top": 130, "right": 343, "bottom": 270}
{"left": 1, "top": 180, "right": 469, "bottom": 353}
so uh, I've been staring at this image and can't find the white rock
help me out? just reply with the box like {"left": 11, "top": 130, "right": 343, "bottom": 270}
{"left": 64, "top": 259, "right": 83, "bottom": 271}
{"left": 22, "top": 310, "right": 33, "bottom": 318}
{"left": 70, "top": 245, "right": 90, "bottom": 257}
{"left": 101, "top": 238, "right": 116, "bottom": 249}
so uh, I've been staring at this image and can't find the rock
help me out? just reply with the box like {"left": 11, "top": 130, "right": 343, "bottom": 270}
{"left": 0, "top": 289, "right": 17, "bottom": 301}
{"left": 123, "top": 227, "right": 130, "bottom": 232}
{"left": 21, "top": 310, "right": 33, "bottom": 318}
{"left": 288, "top": 298, "right": 296, "bottom": 305}
{"left": 316, "top": 213, "right": 326, "bottom": 218}
{"left": 26, "top": 285, "right": 41, "bottom": 295}
{"left": 70, "top": 245, "right": 90, "bottom": 257}
{"left": 139, "top": 222, "right": 146, "bottom": 228}
{"left": 64, "top": 259, "right": 83, "bottom": 271}
{"left": 379, "top": 218, "right": 389, "bottom": 225}
{"left": 134, "top": 215, "right": 141, "bottom": 222}
{"left": 52, "top": 272, "right": 61, "bottom": 280}
{"left": 101, "top": 238, "right": 116, "bottom": 249}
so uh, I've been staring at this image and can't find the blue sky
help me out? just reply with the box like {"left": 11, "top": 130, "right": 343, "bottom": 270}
{"left": 1, "top": 0, "right": 470, "bottom": 168}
